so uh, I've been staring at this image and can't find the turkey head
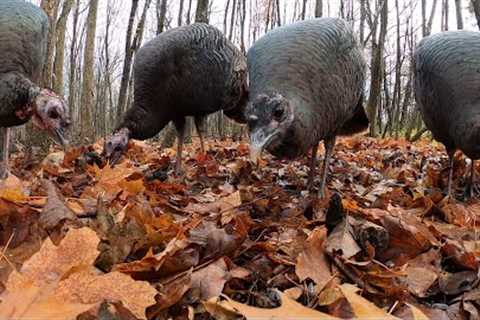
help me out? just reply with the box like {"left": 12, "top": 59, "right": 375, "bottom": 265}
{"left": 103, "top": 128, "right": 130, "bottom": 165}
{"left": 33, "top": 89, "right": 70, "bottom": 147}
{"left": 246, "top": 92, "right": 294, "bottom": 163}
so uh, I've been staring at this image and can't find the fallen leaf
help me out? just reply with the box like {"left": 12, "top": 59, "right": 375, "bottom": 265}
{"left": 0, "top": 175, "right": 27, "bottom": 202}
{"left": 191, "top": 258, "right": 229, "bottom": 300}
{"left": 296, "top": 227, "right": 332, "bottom": 290}
{"left": 6, "top": 227, "right": 100, "bottom": 289}
{"left": 406, "top": 266, "right": 438, "bottom": 298}
{"left": 150, "top": 271, "right": 192, "bottom": 316}
{"left": 0, "top": 281, "right": 95, "bottom": 320}
{"left": 406, "top": 303, "right": 431, "bottom": 320}
{"left": 205, "top": 291, "right": 339, "bottom": 319}
{"left": 39, "top": 180, "right": 76, "bottom": 230}
{"left": 325, "top": 218, "right": 361, "bottom": 259}
{"left": 339, "top": 283, "right": 400, "bottom": 319}
{"left": 54, "top": 268, "right": 157, "bottom": 319}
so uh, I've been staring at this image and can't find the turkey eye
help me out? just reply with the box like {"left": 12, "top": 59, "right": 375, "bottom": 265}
{"left": 273, "top": 106, "right": 284, "bottom": 120}
{"left": 248, "top": 115, "right": 259, "bottom": 125}
{"left": 48, "top": 110, "right": 59, "bottom": 119}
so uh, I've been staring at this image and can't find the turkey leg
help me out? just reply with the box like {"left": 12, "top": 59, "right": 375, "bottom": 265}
{"left": 174, "top": 118, "right": 186, "bottom": 176}
{"left": 307, "top": 141, "right": 319, "bottom": 190}
{"left": 194, "top": 116, "right": 206, "bottom": 153}
{"left": 319, "top": 136, "right": 336, "bottom": 198}
{"left": 446, "top": 149, "right": 455, "bottom": 197}
{"left": 466, "top": 159, "right": 479, "bottom": 199}
{"left": 0, "top": 127, "right": 10, "bottom": 179}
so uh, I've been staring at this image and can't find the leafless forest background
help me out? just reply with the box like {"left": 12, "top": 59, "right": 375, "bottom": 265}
{"left": 20, "top": 0, "right": 480, "bottom": 151}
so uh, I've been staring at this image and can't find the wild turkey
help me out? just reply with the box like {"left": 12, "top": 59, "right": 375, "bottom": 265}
{"left": 104, "top": 23, "right": 248, "bottom": 173}
{"left": 414, "top": 31, "right": 480, "bottom": 197}
{"left": 245, "top": 18, "right": 367, "bottom": 197}
{"left": 0, "top": 0, "right": 70, "bottom": 178}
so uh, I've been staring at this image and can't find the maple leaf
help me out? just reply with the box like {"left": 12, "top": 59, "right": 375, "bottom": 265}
{"left": 205, "top": 291, "right": 339, "bottom": 320}
{"left": 54, "top": 268, "right": 157, "bottom": 319}
{"left": 191, "top": 258, "right": 230, "bottom": 300}
{"left": 295, "top": 227, "right": 332, "bottom": 291}
{"left": 5, "top": 227, "right": 100, "bottom": 289}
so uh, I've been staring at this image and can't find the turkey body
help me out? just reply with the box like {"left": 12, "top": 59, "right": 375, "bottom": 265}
{"left": 0, "top": 0, "right": 50, "bottom": 179}
{"left": 0, "top": 0, "right": 48, "bottom": 127}
{"left": 414, "top": 31, "right": 480, "bottom": 196}
{"left": 119, "top": 23, "right": 247, "bottom": 138}
{"left": 111, "top": 23, "right": 248, "bottom": 172}
{"left": 246, "top": 18, "right": 367, "bottom": 196}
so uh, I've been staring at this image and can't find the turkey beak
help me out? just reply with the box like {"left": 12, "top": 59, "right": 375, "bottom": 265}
{"left": 109, "top": 152, "right": 122, "bottom": 166}
{"left": 249, "top": 128, "right": 272, "bottom": 164}
{"left": 54, "top": 128, "right": 68, "bottom": 150}
{"left": 106, "top": 148, "right": 123, "bottom": 166}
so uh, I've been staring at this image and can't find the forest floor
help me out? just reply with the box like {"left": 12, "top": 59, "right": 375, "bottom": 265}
{"left": 0, "top": 135, "right": 479, "bottom": 319}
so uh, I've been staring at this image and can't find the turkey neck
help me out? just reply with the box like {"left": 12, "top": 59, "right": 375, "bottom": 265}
{"left": 0, "top": 72, "right": 40, "bottom": 127}
{"left": 117, "top": 100, "right": 170, "bottom": 140}
{"left": 286, "top": 93, "right": 325, "bottom": 154}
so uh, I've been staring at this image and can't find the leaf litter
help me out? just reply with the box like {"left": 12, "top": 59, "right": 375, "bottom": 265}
{"left": 0, "top": 136, "right": 479, "bottom": 319}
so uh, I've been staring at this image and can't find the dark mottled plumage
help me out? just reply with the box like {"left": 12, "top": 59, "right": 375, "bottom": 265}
{"left": 415, "top": 31, "right": 480, "bottom": 196}
{"left": 0, "top": 0, "right": 69, "bottom": 178}
{"left": 246, "top": 18, "right": 367, "bottom": 196}
{"left": 0, "top": 0, "right": 48, "bottom": 127}
{"left": 108, "top": 23, "right": 248, "bottom": 171}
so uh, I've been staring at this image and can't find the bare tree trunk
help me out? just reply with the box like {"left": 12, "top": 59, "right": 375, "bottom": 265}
{"left": 265, "top": 0, "right": 272, "bottom": 32}
{"left": 186, "top": 0, "right": 194, "bottom": 24}
{"left": 359, "top": 0, "right": 365, "bottom": 44}
{"left": 40, "top": 0, "right": 61, "bottom": 88}
{"left": 154, "top": 0, "right": 176, "bottom": 147}
{"left": 339, "top": 0, "right": 345, "bottom": 18}
{"left": 229, "top": 0, "right": 237, "bottom": 41}
{"left": 132, "top": 0, "right": 152, "bottom": 51}
{"left": 178, "top": 0, "right": 185, "bottom": 26}
{"left": 315, "top": 0, "right": 323, "bottom": 17}
{"left": 421, "top": 0, "right": 426, "bottom": 36}
{"left": 80, "top": 0, "right": 99, "bottom": 142}
{"left": 195, "top": 0, "right": 210, "bottom": 23}
{"left": 455, "top": 0, "right": 464, "bottom": 29}
{"left": 103, "top": 0, "right": 114, "bottom": 134}
{"left": 224, "top": 0, "right": 231, "bottom": 33}
{"left": 441, "top": 0, "right": 450, "bottom": 31}
{"left": 53, "top": 0, "right": 75, "bottom": 95}
{"left": 366, "top": 0, "right": 388, "bottom": 137}
{"left": 275, "top": 0, "right": 281, "bottom": 26}
{"left": 426, "top": 0, "right": 438, "bottom": 35}
{"left": 472, "top": 0, "right": 480, "bottom": 30}
{"left": 116, "top": 0, "right": 139, "bottom": 122}
{"left": 301, "top": 0, "right": 308, "bottom": 20}
{"left": 392, "top": 0, "right": 402, "bottom": 138}
{"left": 240, "top": 0, "right": 247, "bottom": 53}
{"left": 68, "top": 0, "right": 80, "bottom": 127}
{"left": 157, "top": 0, "right": 168, "bottom": 33}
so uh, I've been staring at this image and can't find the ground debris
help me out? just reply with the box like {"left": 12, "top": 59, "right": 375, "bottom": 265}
{"left": 1, "top": 136, "right": 480, "bottom": 319}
